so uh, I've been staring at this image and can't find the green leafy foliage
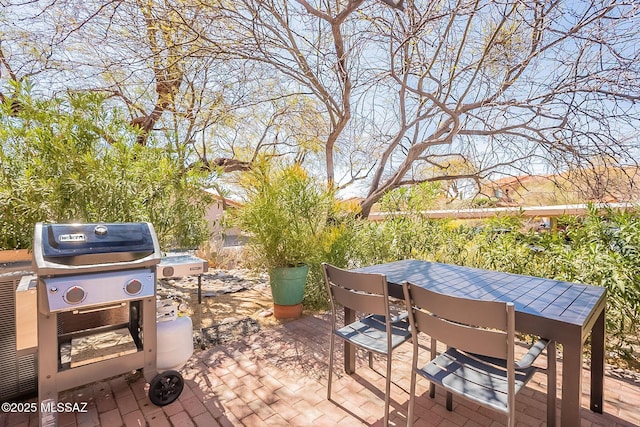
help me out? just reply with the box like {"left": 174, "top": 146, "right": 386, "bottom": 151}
{"left": 304, "top": 207, "right": 363, "bottom": 310}
{"left": 231, "top": 162, "right": 363, "bottom": 309}
{"left": 346, "top": 204, "right": 640, "bottom": 367}
{"left": 233, "top": 162, "right": 333, "bottom": 268}
{"left": 350, "top": 184, "right": 474, "bottom": 266}
{"left": 231, "top": 162, "right": 327, "bottom": 307}
{"left": 0, "top": 84, "right": 211, "bottom": 250}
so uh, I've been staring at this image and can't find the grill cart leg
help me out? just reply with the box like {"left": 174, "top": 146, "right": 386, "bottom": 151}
{"left": 38, "top": 309, "right": 59, "bottom": 427}
{"left": 141, "top": 295, "right": 158, "bottom": 383}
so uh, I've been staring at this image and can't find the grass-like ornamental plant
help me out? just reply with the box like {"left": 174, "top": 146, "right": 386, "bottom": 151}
{"left": 232, "top": 162, "right": 335, "bottom": 316}
{"left": 234, "top": 162, "right": 333, "bottom": 270}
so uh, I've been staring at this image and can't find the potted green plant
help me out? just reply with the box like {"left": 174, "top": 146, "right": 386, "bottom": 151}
{"left": 233, "top": 162, "right": 332, "bottom": 319}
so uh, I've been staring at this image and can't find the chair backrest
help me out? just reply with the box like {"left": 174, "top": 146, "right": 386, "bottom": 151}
{"left": 402, "top": 282, "right": 515, "bottom": 360}
{"left": 322, "top": 263, "right": 390, "bottom": 317}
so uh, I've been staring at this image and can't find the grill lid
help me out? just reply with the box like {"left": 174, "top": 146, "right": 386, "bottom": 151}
{"left": 33, "top": 222, "right": 161, "bottom": 275}
{"left": 41, "top": 223, "right": 153, "bottom": 257}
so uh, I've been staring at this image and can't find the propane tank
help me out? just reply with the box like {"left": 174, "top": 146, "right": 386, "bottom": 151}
{"left": 156, "top": 300, "right": 193, "bottom": 371}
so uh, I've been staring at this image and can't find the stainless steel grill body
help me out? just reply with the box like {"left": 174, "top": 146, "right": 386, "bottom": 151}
{"left": 41, "top": 269, "right": 155, "bottom": 312}
{"left": 33, "top": 222, "right": 162, "bottom": 427}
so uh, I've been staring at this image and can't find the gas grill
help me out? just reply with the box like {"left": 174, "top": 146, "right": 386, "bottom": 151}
{"left": 33, "top": 222, "right": 185, "bottom": 427}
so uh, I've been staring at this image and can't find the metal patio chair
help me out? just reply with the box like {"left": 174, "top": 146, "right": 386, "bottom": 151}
{"left": 401, "top": 282, "right": 556, "bottom": 427}
{"left": 322, "top": 263, "right": 411, "bottom": 426}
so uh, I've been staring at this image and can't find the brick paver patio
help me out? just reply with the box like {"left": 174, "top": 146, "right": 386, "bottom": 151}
{"left": 3, "top": 313, "right": 639, "bottom": 426}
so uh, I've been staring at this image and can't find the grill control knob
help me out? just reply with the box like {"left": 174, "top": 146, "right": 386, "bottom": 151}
{"left": 64, "top": 286, "right": 86, "bottom": 304}
{"left": 94, "top": 224, "right": 108, "bottom": 235}
{"left": 125, "top": 279, "right": 143, "bottom": 295}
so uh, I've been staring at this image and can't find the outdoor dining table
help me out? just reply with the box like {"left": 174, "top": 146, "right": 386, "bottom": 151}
{"left": 351, "top": 259, "right": 607, "bottom": 426}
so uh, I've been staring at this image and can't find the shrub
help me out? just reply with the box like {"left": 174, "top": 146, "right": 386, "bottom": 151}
{"left": 232, "top": 162, "right": 339, "bottom": 309}
{"left": 346, "top": 205, "right": 640, "bottom": 367}
{"left": 0, "top": 84, "right": 211, "bottom": 250}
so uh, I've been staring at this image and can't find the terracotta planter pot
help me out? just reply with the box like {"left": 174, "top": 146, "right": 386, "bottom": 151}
{"left": 273, "top": 303, "right": 303, "bottom": 320}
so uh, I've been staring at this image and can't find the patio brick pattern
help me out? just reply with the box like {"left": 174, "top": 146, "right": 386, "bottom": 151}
{"left": 2, "top": 313, "right": 639, "bottom": 426}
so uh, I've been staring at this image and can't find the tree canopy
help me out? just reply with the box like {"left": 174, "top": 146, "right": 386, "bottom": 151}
{"left": 1, "top": 0, "right": 638, "bottom": 217}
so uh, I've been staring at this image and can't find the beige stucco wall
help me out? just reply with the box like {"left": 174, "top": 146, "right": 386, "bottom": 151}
{"left": 204, "top": 196, "right": 243, "bottom": 245}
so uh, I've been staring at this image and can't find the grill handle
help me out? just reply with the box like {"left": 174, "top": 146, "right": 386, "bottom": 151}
{"left": 72, "top": 302, "right": 126, "bottom": 315}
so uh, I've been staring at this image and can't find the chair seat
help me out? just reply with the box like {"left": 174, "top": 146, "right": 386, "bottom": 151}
{"left": 417, "top": 348, "right": 536, "bottom": 413}
{"left": 335, "top": 314, "right": 411, "bottom": 354}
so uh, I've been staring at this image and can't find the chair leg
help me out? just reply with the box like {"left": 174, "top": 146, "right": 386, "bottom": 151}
{"left": 429, "top": 338, "right": 437, "bottom": 399}
{"left": 384, "top": 354, "right": 392, "bottom": 426}
{"left": 369, "top": 351, "right": 374, "bottom": 369}
{"left": 408, "top": 369, "right": 417, "bottom": 426}
{"left": 327, "top": 333, "right": 335, "bottom": 400}
{"left": 446, "top": 391, "right": 453, "bottom": 411}
{"left": 547, "top": 341, "right": 557, "bottom": 427}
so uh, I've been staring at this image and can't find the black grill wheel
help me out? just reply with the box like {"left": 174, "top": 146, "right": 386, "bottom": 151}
{"left": 148, "top": 370, "right": 184, "bottom": 406}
